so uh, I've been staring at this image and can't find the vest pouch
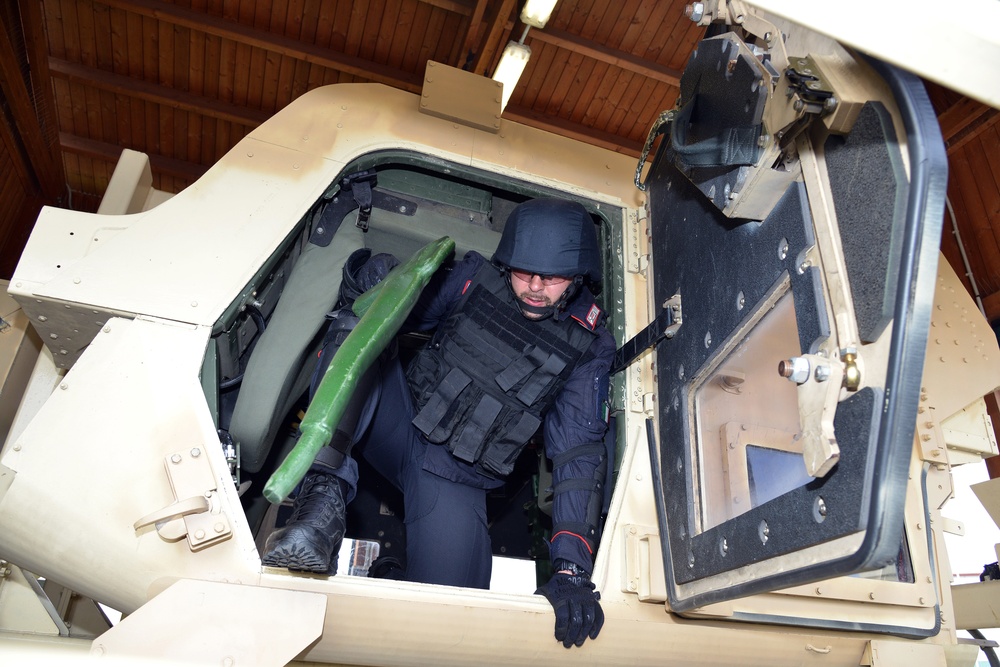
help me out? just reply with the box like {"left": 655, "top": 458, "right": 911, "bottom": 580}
{"left": 514, "top": 351, "right": 567, "bottom": 406}
{"left": 449, "top": 392, "right": 504, "bottom": 464}
{"left": 478, "top": 411, "right": 542, "bottom": 478}
{"left": 411, "top": 366, "right": 473, "bottom": 443}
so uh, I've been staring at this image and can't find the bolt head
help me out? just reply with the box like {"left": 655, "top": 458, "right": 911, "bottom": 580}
{"left": 685, "top": 2, "right": 705, "bottom": 21}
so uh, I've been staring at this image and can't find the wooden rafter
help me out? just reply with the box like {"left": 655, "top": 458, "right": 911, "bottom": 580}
{"left": 458, "top": 0, "right": 490, "bottom": 69}
{"left": 98, "top": 0, "right": 424, "bottom": 93}
{"left": 0, "top": 5, "right": 64, "bottom": 202}
{"left": 50, "top": 55, "right": 638, "bottom": 169}
{"left": 19, "top": 0, "right": 65, "bottom": 199}
{"left": 525, "top": 26, "right": 682, "bottom": 87}
{"left": 60, "top": 132, "right": 207, "bottom": 182}
{"left": 416, "top": 0, "right": 474, "bottom": 16}
{"left": 938, "top": 96, "right": 1000, "bottom": 155}
{"left": 49, "top": 58, "right": 271, "bottom": 128}
{"left": 505, "top": 104, "right": 644, "bottom": 158}
{"left": 470, "top": 0, "right": 517, "bottom": 75}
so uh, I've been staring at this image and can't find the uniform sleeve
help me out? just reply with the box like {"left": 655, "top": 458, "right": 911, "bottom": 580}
{"left": 543, "top": 329, "right": 615, "bottom": 572}
{"left": 404, "top": 251, "right": 484, "bottom": 332}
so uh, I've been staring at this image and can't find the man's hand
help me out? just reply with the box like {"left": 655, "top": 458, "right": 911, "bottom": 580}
{"left": 535, "top": 571, "right": 605, "bottom": 648}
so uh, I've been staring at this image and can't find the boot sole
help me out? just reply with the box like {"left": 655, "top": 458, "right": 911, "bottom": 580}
{"left": 262, "top": 544, "right": 331, "bottom": 573}
{"left": 261, "top": 524, "right": 338, "bottom": 574}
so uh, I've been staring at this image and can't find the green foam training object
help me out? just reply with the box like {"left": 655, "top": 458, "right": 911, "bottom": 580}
{"left": 263, "top": 236, "right": 456, "bottom": 504}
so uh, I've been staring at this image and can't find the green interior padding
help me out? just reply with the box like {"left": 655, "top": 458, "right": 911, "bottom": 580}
{"left": 229, "top": 222, "right": 365, "bottom": 473}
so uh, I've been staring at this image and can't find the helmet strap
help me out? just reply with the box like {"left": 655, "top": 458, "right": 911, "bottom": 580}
{"left": 553, "top": 276, "right": 583, "bottom": 312}
{"left": 502, "top": 269, "right": 582, "bottom": 320}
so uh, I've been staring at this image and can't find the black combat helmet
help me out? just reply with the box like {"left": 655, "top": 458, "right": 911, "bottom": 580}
{"left": 493, "top": 198, "right": 602, "bottom": 285}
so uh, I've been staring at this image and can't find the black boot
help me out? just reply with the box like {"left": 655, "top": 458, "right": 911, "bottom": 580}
{"left": 261, "top": 471, "right": 348, "bottom": 574}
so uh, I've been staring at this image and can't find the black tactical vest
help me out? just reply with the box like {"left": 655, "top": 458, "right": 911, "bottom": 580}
{"left": 407, "top": 266, "right": 602, "bottom": 478}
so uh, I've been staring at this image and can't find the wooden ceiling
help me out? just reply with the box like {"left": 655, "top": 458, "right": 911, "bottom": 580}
{"left": 1, "top": 1, "right": 998, "bottom": 320}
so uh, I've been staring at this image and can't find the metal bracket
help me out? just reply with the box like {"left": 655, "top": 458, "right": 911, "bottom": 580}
{"left": 622, "top": 525, "right": 666, "bottom": 602}
{"left": 624, "top": 208, "right": 647, "bottom": 274}
{"left": 133, "top": 447, "right": 232, "bottom": 552}
{"left": 775, "top": 56, "right": 838, "bottom": 151}
{"left": 612, "top": 294, "right": 682, "bottom": 374}
{"left": 778, "top": 353, "right": 844, "bottom": 477}
{"left": 309, "top": 169, "right": 419, "bottom": 244}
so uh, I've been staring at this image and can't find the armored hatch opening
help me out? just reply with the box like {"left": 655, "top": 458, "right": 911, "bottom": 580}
{"left": 641, "top": 43, "right": 947, "bottom": 619}
{"left": 202, "top": 149, "right": 624, "bottom": 590}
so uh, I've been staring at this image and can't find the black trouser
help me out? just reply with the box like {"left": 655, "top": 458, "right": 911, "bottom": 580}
{"left": 310, "top": 350, "right": 492, "bottom": 589}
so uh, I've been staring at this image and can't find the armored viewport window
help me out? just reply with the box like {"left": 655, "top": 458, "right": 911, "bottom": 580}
{"left": 690, "top": 287, "right": 913, "bottom": 585}
{"left": 692, "top": 290, "right": 802, "bottom": 535}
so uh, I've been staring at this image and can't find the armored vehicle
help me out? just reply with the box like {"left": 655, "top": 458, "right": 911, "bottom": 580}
{"left": 2, "top": 2, "right": 999, "bottom": 665}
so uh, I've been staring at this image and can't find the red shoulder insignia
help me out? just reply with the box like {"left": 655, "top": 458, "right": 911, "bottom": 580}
{"left": 571, "top": 304, "right": 603, "bottom": 331}
{"left": 586, "top": 304, "right": 601, "bottom": 328}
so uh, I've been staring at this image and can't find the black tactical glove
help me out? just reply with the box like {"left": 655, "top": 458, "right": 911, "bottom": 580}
{"left": 535, "top": 570, "right": 605, "bottom": 648}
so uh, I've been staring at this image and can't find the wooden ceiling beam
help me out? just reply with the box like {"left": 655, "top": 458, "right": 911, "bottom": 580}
{"left": 939, "top": 96, "right": 993, "bottom": 142}
{"left": 60, "top": 132, "right": 207, "bottom": 183}
{"left": 98, "top": 0, "right": 423, "bottom": 93}
{"left": 459, "top": 0, "right": 490, "bottom": 68}
{"left": 49, "top": 60, "right": 639, "bottom": 170}
{"left": 504, "top": 105, "right": 644, "bottom": 159}
{"left": 49, "top": 58, "right": 271, "bottom": 127}
{"left": 938, "top": 95, "right": 1000, "bottom": 155}
{"left": 470, "top": 0, "right": 518, "bottom": 75}
{"left": 523, "top": 25, "right": 682, "bottom": 87}
{"left": 19, "top": 0, "right": 65, "bottom": 200}
{"left": 0, "top": 6, "right": 65, "bottom": 202}
{"left": 416, "top": 0, "right": 474, "bottom": 16}
{"left": 946, "top": 110, "right": 999, "bottom": 156}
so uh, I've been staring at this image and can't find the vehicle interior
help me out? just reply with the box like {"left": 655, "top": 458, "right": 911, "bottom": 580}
{"left": 202, "top": 150, "right": 623, "bottom": 588}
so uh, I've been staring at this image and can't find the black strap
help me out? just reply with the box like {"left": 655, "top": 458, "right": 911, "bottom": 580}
{"left": 551, "top": 443, "right": 606, "bottom": 469}
{"left": 554, "top": 478, "right": 602, "bottom": 494}
{"left": 671, "top": 95, "right": 761, "bottom": 168}
{"left": 353, "top": 178, "right": 373, "bottom": 231}
{"left": 611, "top": 298, "right": 680, "bottom": 374}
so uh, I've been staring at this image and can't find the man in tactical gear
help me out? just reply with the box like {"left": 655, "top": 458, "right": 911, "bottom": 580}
{"left": 262, "top": 197, "right": 612, "bottom": 648}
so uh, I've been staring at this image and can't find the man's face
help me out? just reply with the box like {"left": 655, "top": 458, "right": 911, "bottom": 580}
{"left": 510, "top": 269, "right": 573, "bottom": 320}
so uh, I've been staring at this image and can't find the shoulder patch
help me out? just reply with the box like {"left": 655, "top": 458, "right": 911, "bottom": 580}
{"left": 571, "top": 303, "right": 603, "bottom": 331}
{"left": 586, "top": 304, "right": 601, "bottom": 328}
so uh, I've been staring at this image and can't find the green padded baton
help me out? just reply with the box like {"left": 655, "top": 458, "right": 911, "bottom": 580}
{"left": 263, "top": 236, "right": 455, "bottom": 504}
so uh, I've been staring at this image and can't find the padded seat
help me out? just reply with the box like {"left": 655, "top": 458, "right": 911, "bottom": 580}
{"left": 230, "top": 222, "right": 365, "bottom": 473}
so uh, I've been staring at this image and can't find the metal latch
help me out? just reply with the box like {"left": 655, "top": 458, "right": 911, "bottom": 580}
{"left": 133, "top": 447, "right": 232, "bottom": 551}
{"left": 775, "top": 56, "right": 838, "bottom": 151}
{"left": 612, "top": 294, "right": 682, "bottom": 374}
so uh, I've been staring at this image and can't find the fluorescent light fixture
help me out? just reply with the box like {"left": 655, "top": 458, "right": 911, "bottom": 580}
{"left": 492, "top": 41, "right": 531, "bottom": 112}
{"left": 520, "top": 0, "right": 558, "bottom": 28}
